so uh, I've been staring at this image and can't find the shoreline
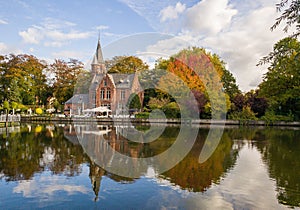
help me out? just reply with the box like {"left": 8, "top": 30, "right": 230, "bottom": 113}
{"left": 19, "top": 116, "right": 300, "bottom": 127}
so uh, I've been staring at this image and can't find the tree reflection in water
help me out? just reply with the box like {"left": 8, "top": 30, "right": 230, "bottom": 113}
{"left": 0, "top": 124, "right": 86, "bottom": 181}
{"left": 0, "top": 124, "right": 299, "bottom": 208}
{"left": 252, "top": 128, "right": 300, "bottom": 208}
{"left": 225, "top": 126, "right": 300, "bottom": 208}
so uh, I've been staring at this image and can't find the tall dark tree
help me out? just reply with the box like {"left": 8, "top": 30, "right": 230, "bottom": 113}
{"left": 231, "top": 93, "right": 246, "bottom": 112}
{"left": 246, "top": 90, "right": 268, "bottom": 118}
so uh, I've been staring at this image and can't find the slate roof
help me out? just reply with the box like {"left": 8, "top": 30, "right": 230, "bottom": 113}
{"left": 111, "top": 73, "right": 135, "bottom": 89}
{"left": 65, "top": 94, "right": 89, "bottom": 104}
{"left": 89, "top": 74, "right": 105, "bottom": 91}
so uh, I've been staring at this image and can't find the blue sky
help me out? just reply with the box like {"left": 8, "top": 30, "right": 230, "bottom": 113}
{"left": 0, "top": 0, "right": 291, "bottom": 91}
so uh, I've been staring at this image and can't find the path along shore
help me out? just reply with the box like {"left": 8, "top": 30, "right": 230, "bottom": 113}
{"left": 19, "top": 116, "right": 300, "bottom": 127}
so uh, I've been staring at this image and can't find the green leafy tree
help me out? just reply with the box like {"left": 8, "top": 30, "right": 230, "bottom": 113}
{"left": 271, "top": 0, "right": 300, "bottom": 37}
{"left": 258, "top": 37, "right": 300, "bottom": 119}
{"left": 162, "top": 102, "right": 180, "bottom": 118}
{"left": 221, "top": 69, "right": 241, "bottom": 100}
{"left": 0, "top": 54, "right": 47, "bottom": 105}
{"left": 148, "top": 97, "right": 170, "bottom": 110}
{"left": 127, "top": 93, "right": 142, "bottom": 110}
{"left": 106, "top": 56, "right": 149, "bottom": 73}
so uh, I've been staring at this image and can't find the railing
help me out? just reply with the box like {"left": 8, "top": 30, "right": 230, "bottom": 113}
{"left": 0, "top": 126, "right": 21, "bottom": 134}
{"left": 0, "top": 114, "right": 21, "bottom": 123}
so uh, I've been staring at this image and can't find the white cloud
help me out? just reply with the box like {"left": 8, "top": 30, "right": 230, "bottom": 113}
{"left": 210, "top": 145, "right": 281, "bottom": 209}
{"left": 13, "top": 176, "right": 89, "bottom": 198}
{"left": 145, "top": 36, "right": 190, "bottom": 57}
{"left": 19, "top": 18, "right": 93, "bottom": 47}
{"left": 200, "top": 4, "right": 287, "bottom": 91}
{"left": 41, "top": 17, "right": 76, "bottom": 30}
{"left": 46, "top": 30, "right": 92, "bottom": 41}
{"left": 183, "top": 0, "right": 238, "bottom": 36}
{"left": 19, "top": 27, "right": 44, "bottom": 44}
{"left": 159, "top": 2, "right": 186, "bottom": 22}
{"left": 0, "top": 19, "right": 8, "bottom": 24}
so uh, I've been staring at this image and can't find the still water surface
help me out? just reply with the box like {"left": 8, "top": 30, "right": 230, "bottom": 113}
{"left": 0, "top": 124, "right": 299, "bottom": 209}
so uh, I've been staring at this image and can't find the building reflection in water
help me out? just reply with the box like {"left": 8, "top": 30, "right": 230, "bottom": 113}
{"left": 64, "top": 124, "right": 240, "bottom": 200}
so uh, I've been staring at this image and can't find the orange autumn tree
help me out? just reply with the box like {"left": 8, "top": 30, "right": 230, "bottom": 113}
{"left": 156, "top": 47, "right": 231, "bottom": 118}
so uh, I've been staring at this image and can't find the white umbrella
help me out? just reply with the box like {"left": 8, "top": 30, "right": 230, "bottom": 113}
{"left": 91, "top": 106, "right": 111, "bottom": 113}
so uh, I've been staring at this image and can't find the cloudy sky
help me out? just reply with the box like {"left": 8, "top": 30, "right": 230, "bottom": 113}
{"left": 0, "top": 0, "right": 290, "bottom": 91}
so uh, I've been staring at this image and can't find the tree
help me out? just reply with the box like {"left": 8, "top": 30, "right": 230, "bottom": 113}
{"left": 221, "top": 69, "right": 240, "bottom": 101}
{"left": 49, "top": 59, "right": 85, "bottom": 104}
{"left": 231, "top": 93, "right": 246, "bottom": 112}
{"left": 245, "top": 90, "right": 268, "bottom": 118}
{"left": 74, "top": 70, "right": 92, "bottom": 94}
{"left": 162, "top": 102, "right": 180, "bottom": 118}
{"left": 0, "top": 54, "right": 47, "bottom": 105}
{"left": 155, "top": 47, "right": 233, "bottom": 118}
{"left": 271, "top": 0, "right": 300, "bottom": 37}
{"left": 147, "top": 97, "right": 170, "bottom": 110}
{"left": 258, "top": 37, "right": 300, "bottom": 119}
{"left": 106, "top": 56, "right": 149, "bottom": 73}
{"left": 127, "top": 93, "right": 142, "bottom": 110}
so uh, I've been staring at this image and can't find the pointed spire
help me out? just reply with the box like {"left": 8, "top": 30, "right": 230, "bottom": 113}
{"left": 91, "top": 35, "right": 107, "bottom": 75}
{"left": 91, "top": 54, "right": 98, "bottom": 65}
{"left": 96, "top": 34, "right": 104, "bottom": 64}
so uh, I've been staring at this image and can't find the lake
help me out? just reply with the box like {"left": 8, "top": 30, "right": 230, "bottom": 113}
{"left": 0, "top": 123, "right": 299, "bottom": 209}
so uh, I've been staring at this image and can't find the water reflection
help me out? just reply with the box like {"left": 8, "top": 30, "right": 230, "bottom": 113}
{"left": 0, "top": 124, "right": 299, "bottom": 209}
{"left": 252, "top": 128, "right": 300, "bottom": 207}
{"left": 0, "top": 124, "right": 86, "bottom": 181}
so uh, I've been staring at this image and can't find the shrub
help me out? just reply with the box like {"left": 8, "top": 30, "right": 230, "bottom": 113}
{"left": 261, "top": 110, "right": 294, "bottom": 122}
{"left": 228, "top": 106, "right": 257, "bottom": 120}
{"left": 162, "top": 102, "right": 180, "bottom": 118}
{"left": 135, "top": 112, "right": 150, "bottom": 119}
{"left": 35, "top": 108, "right": 43, "bottom": 115}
